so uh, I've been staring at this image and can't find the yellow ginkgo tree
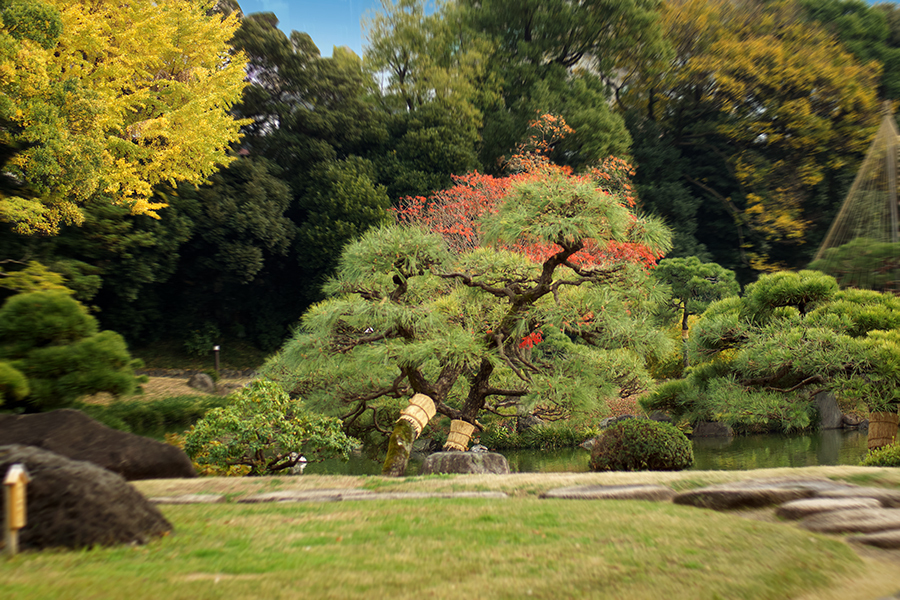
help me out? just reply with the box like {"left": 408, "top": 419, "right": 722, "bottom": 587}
{"left": 0, "top": 0, "right": 248, "bottom": 234}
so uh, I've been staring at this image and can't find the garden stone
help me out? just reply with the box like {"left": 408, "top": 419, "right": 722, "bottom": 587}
{"left": 673, "top": 478, "right": 855, "bottom": 510}
{"left": 516, "top": 413, "right": 544, "bottom": 432}
{"left": 842, "top": 413, "right": 862, "bottom": 428}
{"left": 149, "top": 494, "right": 224, "bottom": 504}
{"left": 420, "top": 451, "right": 510, "bottom": 475}
{"left": 541, "top": 484, "right": 675, "bottom": 502}
{"left": 0, "top": 445, "right": 172, "bottom": 550}
{"left": 815, "top": 391, "right": 843, "bottom": 429}
{"left": 848, "top": 529, "right": 900, "bottom": 549}
{"left": 412, "top": 437, "right": 440, "bottom": 455}
{"left": 187, "top": 372, "right": 217, "bottom": 393}
{"left": 649, "top": 411, "right": 673, "bottom": 423}
{"left": 800, "top": 508, "right": 900, "bottom": 534}
{"left": 815, "top": 487, "right": 900, "bottom": 508}
{"left": 775, "top": 497, "right": 882, "bottom": 520}
{"left": 0, "top": 409, "right": 196, "bottom": 480}
{"left": 691, "top": 421, "right": 733, "bottom": 437}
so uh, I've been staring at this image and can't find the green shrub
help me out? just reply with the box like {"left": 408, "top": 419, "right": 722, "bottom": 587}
{"left": 0, "top": 291, "right": 142, "bottom": 411}
{"left": 80, "top": 395, "right": 230, "bottom": 438}
{"left": 859, "top": 443, "right": 900, "bottom": 467}
{"left": 520, "top": 423, "right": 587, "bottom": 450}
{"left": 589, "top": 419, "right": 693, "bottom": 472}
{"left": 77, "top": 405, "right": 132, "bottom": 432}
{"left": 183, "top": 380, "right": 359, "bottom": 476}
{"left": 479, "top": 419, "right": 591, "bottom": 450}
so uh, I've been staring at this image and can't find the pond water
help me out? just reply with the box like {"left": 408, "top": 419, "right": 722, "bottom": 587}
{"left": 304, "top": 429, "right": 871, "bottom": 476}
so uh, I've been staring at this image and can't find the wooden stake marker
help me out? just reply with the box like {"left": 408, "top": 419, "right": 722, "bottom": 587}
{"left": 4, "top": 463, "right": 30, "bottom": 556}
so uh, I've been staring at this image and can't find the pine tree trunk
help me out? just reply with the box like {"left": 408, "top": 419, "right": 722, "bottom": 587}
{"left": 382, "top": 419, "right": 417, "bottom": 476}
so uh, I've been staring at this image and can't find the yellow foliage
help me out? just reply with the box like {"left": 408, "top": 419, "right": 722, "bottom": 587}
{"left": 625, "top": 0, "right": 881, "bottom": 255}
{"left": 0, "top": 0, "right": 249, "bottom": 234}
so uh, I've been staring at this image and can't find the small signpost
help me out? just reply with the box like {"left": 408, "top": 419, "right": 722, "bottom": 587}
{"left": 4, "top": 464, "right": 30, "bottom": 556}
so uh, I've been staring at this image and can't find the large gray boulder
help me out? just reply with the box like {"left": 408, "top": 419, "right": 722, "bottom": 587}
{"left": 187, "top": 372, "right": 217, "bottom": 394}
{"left": 420, "top": 451, "right": 510, "bottom": 475}
{"left": 0, "top": 445, "right": 172, "bottom": 550}
{"left": 815, "top": 391, "right": 843, "bottom": 430}
{"left": 0, "top": 409, "right": 196, "bottom": 480}
{"left": 692, "top": 421, "right": 734, "bottom": 438}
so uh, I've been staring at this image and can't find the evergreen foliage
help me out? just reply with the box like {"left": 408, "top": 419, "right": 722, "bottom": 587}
{"left": 0, "top": 290, "right": 142, "bottom": 411}
{"left": 589, "top": 419, "right": 693, "bottom": 472}
{"left": 860, "top": 442, "right": 900, "bottom": 467}
{"left": 643, "top": 271, "right": 900, "bottom": 431}
{"left": 183, "top": 380, "right": 358, "bottom": 476}
{"left": 263, "top": 158, "right": 673, "bottom": 475}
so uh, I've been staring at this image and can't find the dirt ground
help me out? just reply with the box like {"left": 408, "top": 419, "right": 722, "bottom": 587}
{"left": 82, "top": 376, "right": 255, "bottom": 405}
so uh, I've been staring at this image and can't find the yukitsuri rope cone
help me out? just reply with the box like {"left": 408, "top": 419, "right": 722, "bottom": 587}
{"left": 810, "top": 104, "right": 900, "bottom": 451}
{"left": 811, "top": 106, "right": 900, "bottom": 291}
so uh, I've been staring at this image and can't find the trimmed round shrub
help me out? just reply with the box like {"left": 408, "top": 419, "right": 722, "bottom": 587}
{"left": 860, "top": 442, "right": 900, "bottom": 467}
{"left": 589, "top": 419, "right": 693, "bottom": 471}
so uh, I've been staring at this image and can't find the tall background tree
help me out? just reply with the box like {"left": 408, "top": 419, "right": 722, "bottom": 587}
{"left": 0, "top": 0, "right": 249, "bottom": 234}
{"left": 623, "top": 0, "right": 881, "bottom": 280}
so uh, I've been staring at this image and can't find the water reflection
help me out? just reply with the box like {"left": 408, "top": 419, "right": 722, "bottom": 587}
{"left": 304, "top": 430, "right": 871, "bottom": 475}
{"left": 690, "top": 429, "right": 869, "bottom": 470}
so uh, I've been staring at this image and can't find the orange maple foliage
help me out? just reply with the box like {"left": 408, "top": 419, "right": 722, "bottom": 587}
{"left": 393, "top": 114, "right": 662, "bottom": 269}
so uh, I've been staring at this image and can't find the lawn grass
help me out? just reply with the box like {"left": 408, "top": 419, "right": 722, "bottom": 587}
{"left": 5, "top": 468, "right": 900, "bottom": 599}
{"left": 0, "top": 498, "right": 863, "bottom": 600}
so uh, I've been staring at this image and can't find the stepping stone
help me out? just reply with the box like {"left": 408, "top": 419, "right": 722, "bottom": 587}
{"left": 149, "top": 494, "right": 224, "bottom": 504}
{"left": 675, "top": 485, "right": 815, "bottom": 510}
{"left": 674, "top": 478, "right": 858, "bottom": 510}
{"left": 800, "top": 508, "right": 900, "bottom": 534}
{"left": 848, "top": 529, "right": 900, "bottom": 549}
{"left": 540, "top": 485, "right": 675, "bottom": 502}
{"left": 815, "top": 487, "right": 900, "bottom": 508}
{"left": 351, "top": 491, "right": 508, "bottom": 501}
{"left": 237, "top": 489, "right": 507, "bottom": 504}
{"left": 238, "top": 489, "right": 374, "bottom": 504}
{"left": 776, "top": 497, "right": 882, "bottom": 520}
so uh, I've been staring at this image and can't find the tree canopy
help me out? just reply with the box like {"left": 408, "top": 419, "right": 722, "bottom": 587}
{"left": 263, "top": 152, "right": 673, "bottom": 475}
{"left": 0, "top": 0, "right": 248, "bottom": 234}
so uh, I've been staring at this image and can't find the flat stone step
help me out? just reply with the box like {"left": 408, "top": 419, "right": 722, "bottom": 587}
{"left": 238, "top": 490, "right": 375, "bottom": 503}
{"left": 237, "top": 489, "right": 507, "bottom": 504}
{"left": 776, "top": 498, "right": 882, "bottom": 520}
{"left": 149, "top": 494, "right": 225, "bottom": 504}
{"left": 815, "top": 487, "right": 900, "bottom": 508}
{"left": 351, "top": 491, "right": 508, "bottom": 501}
{"left": 800, "top": 508, "right": 900, "bottom": 534}
{"left": 673, "top": 478, "right": 858, "bottom": 510}
{"left": 540, "top": 485, "right": 675, "bottom": 502}
{"left": 848, "top": 529, "right": 900, "bottom": 549}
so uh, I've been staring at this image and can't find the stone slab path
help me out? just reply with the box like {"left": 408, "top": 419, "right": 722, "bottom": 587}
{"left": 149, "top": 489, "right": 509, "bottom": 505}
{"left": 552, "top": 477, "right": 900, "bottom": 550}
{"left": 147, "top": 476, "right": 900, "bottom": 549}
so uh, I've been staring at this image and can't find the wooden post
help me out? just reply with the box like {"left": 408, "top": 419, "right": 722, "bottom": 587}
{"left": 4, "top": 464, "right": 30, "bottom": 557}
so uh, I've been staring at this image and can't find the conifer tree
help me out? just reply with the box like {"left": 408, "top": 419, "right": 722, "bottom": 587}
{"left": 264, "top": 121, "right": 672, "bottom": 475}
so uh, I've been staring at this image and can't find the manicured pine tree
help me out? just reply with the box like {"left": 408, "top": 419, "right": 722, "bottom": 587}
{"left": 263, "top": 116, "right": 673, "bottom": 475}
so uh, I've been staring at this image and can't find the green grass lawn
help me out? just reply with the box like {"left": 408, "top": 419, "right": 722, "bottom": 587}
{"left": 0, "top": 495, "right": 872, "bottom": 600}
